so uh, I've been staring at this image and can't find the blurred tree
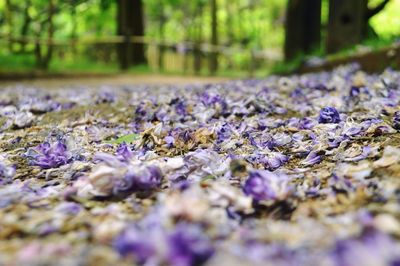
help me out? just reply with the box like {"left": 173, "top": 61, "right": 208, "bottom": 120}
{"left": 326, "top": 0, "right": 391, "bottom": 53}
{"left": 19, "top": 0, "right": 32, "bottom": 52}
{"left": 209, "top": 0, "right": 218, "bottom": 74}
{"left": 117, "top": 0, "right": 146, "bottom": 69}
{"left": 363, "top": 0, "right": 391, "bottom": 38}
{"left": 157, "top": 0, "right": 166, "bottom": 71}
{"left": 34, "top": 0, "right": 56, "bottom": 70}
{"left": 284, "top": 0, "right": 321, "bottom": 61}
{"left": 66, "top": 0, "right": 81, "bottom": 56}
{"left": 193, "top": 2, "right": 205, "bottom": 74}
{"left": 4, "top": 0, "right": 14, "bottom": 52}
{"left": 148, "top": 0, "right": 170, "bottom": 70}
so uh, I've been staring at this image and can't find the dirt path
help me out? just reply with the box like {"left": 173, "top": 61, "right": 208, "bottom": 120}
{"left": 0, "top": 73, "right": 231, "bottom": 89}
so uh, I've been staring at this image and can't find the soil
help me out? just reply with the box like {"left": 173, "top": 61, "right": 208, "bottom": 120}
{"left": 0, "top": 73, "right": 231, "bottom": 89}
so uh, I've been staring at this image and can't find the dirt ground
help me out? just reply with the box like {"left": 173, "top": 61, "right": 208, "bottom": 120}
{"left": 0, "top": 74, "right": 231, "bottom": 89}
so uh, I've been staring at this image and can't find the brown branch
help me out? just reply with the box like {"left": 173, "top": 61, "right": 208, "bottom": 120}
{"left": 367, "top": 0, "right": 391, "bottom": 19}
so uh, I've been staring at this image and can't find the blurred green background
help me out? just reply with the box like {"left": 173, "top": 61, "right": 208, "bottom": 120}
{"left": 0, "top": 0, "right": 399, "bottom": 78}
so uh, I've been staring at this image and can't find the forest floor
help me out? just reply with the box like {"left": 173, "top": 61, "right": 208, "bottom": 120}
{"left": 1, "top": 65, "right": 400, "bottom": 265}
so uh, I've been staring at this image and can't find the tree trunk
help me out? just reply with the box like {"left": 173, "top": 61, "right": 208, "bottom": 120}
{"left": 193, "top": 5, "right": 204, "bottom": 75}
{"left": 193, "top": 42, "right": 202, "bottom": 75}
{"left": 157, "top": 0, "right": 165, "bottom": 71}
{"left": 131, "top": 0, "right": 146, "bottom": 65}
{"left": 19, "top": 0, "right": 32, "bottom": 53}
{"left": 209, "top": 0, "right": 218, "bottom": 75}
{"left": 363, "top": 0, "right": 391, "bottom": 39}
{"left": 35, "top": 0, "right": 55, "bottom": 70}
{"left": 326, "top": 0, "right": 391, "bottom": 54}
{"left": 5, "top": 0, "right": 14, "bottom": 53}
{"left": 284, "top": 0, "right": 321, "bottom": 61}
{"left": 117, "top": 0, "right": 129, "bottom": 69}
{"left": 225, "top": 0, "right": 234, "bottom": 69}
{"left": 303, "top": 0, "right": 321, "bottom": 53}
{"left": 70, "top": 3, "right": 78, "bottom": 57}
{"left": 183, "top": 40, "right": 189, "bottom": 75}
{"left": 117, "top": 0, "right": 146, "bottom": 69}
{"left": 43, "top": 0, "right": 55, "bottom": 69}
{"left": 326, "top": 0, "right": 365, "bottom": 54}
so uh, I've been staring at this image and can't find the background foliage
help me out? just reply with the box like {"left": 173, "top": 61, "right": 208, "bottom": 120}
{"left": 0, "top": 0, "right": 398, "bottom": 76}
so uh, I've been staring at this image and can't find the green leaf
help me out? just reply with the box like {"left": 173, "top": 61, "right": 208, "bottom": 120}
{"left": 105, "top": 133, "right": 140, "bottom": 144}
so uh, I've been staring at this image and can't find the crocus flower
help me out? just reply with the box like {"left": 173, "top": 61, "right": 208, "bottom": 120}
{"left": 318, "top": 107, "right": 341, "bottom": 124}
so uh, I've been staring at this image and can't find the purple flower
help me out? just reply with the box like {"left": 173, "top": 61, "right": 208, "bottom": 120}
{"left": 0, "top": 163, "right": 15, "bottom": 179}
{"left": 239, "top": 241, "right": 299, "bottom": 265}
{"left": 290, "top": 87, "right": 306, "bottom": 101}
{"left": 328, "top": 136, "right": 345, "bottom": 148}
{"left": 216, "top": 123, "right": 232, "bottom": 143}
{"left": 96, "top": 91, "right": 116, "bottom": 104}
{"left": 314, "top": 84, "right": 329, "bottom": 91}
{"left": 113, "top": 226, "right": 156, "bottom": 264}
{"left": 93, "top": 152, "right": 123, "bottom": 166}
{"left": 343, "top": 126, "right": 362, "bottom": 137}
{"left": 114, "top": 222, "right": 214, "bottom": 266}
{"left": 349, "top": 86, "right": 360, "bottom": 97}
{"left": 344, "top": 146, "right": 371, "bottom": 162}
{"left": 135, "top": 166, "right": 163, "bottom": 190}
{"left": 112, "top": 174, "right": 136, "bottom": 195}
{"left": 167, "top": 223, "right": 215, "bottom": 266}
{"left": 174, "top": 99, "right": 188, "bottom": 116}
{"left": 298, "top": 117, "right": 316, "bottom": 130}
{"left": 0, "top": 161, "right": 15, "bottom": 185}
{"left": 201, "top": 92, "right": 222, "bottom": 105}
{"left": 318, "top": 107, "right": 341, "bottom": 124}
{"left": 331, "top": 228, "right": 400, "bottom": 266}
{"left": 116, "top": 143, "right": 133, "bottom": 161}
{"left": 200, "top": 91, "right": 227, "bottom": 112}
{"left": 27, "top": 141, "right": 70, "bottom": 169}
{"left": 301, "top": 151, "right": 322, "bottom": 166}
{"left": 243, "top": 170, "right": 291, "bottom": 201}
{"left": 329, "top": 173, "right": 354, "bottom": 193}
{"left": 19, "top": 97, "right": 60, "bottom": 113}
{"left": 259, "top": 152, "right": 288, "bottom": 170}
{"left": 373, "top": 125, "right": 392, "bottom": 136}
{"left": 392, "top": 111, "right": 400, "bottom": 130}
{"left": 113, "top": 166, "right": 163, "bottom": 195}
{"left": 165, "top": 135, "right": 175, "bottom": 147}
{"left": 55, "top": 202, "right": 82, "bottom": 215}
